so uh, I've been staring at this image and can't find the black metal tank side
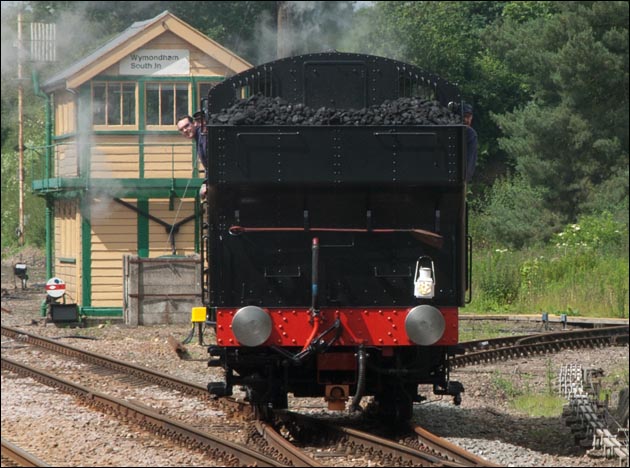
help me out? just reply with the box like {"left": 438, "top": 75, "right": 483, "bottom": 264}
{"left": 206, "top": 52, "right": 461, "bottom": 112}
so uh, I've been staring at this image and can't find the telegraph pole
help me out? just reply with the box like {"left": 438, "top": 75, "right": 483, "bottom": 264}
{"left": 17, "top": 9, "right": 25, "bottom": 247}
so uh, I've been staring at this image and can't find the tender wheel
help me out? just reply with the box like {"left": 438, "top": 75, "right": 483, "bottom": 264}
{"left": 374, "top": 385, "right": 414, "bottom": 422}
{"left": 246, "top": 384, "right": 287, "bottom": 420}
{"left": 271, "top": 390, "right": 288, "bottom": 410}
{"left": 253, "top": 402, "right": 273, "bottom": 421}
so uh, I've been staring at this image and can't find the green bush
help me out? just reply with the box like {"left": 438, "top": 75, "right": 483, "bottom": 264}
{"left": 552, "top": 211, "right": 627, "bottom": 252}
{"left": 580, "top": 167, "right": 629, "bottom": 227}
{"left": 471, "top": 175, "right": 561, "bottom": 249}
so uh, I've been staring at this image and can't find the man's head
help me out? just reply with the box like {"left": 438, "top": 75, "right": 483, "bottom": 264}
{"left": 177, "top": 115, "right": 195, "bottom": 139}
{"left": 463, "top": 103, "right": 473, "bottom": 126}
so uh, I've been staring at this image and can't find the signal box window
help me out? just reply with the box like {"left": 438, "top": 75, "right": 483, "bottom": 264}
{"left": 146, "top": 83, "right": 189, "bottom": 127}
{"left": 92, "top": 82, "right": 136, "bottom": 127}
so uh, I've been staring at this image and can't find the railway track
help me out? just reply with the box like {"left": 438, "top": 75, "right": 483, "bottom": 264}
{"left": 1, "top": 324, "right": 500, "bottom": 466}
{"left": 274, "top": 411, "right": 498, "bottom": 466}
{"left": 1, "top": 325, "right": 212, "bottom": 399}
{"left": 2, "top": 356, "right": 494, "bottom": 467}
{"left": 3, "top": 324, "right": 627, "bottom": 466}
{"left": 1, "top": 356, "right": 282, "bottom": 466}
{"left": 452, "top": 325, "right": 629, "bottom": 368}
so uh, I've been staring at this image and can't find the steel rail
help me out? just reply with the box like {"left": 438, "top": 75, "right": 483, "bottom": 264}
{"left": 335, "top": 423, "right": 465, "bottom": 467}
{"left": 1, "top": 438, "right": 50, "bottom": 467}
{"left": 453, "top": 326, "right": 629, "bottom": 368}
{"left": 1, "top": 357, "right": 284, "bottom": 467}
{"left": 412, "top": 424, "right": 501, "bottom": 467}
{"left": 1, "top": 325, "right": 209, "bottom": 397}
{"left": 254, "top": 421, "right": 324, "bottom": 467}
{"left": 275, "top": 411, "right": 476, "bottom": 467}
{"left": 1, "top": 325, "right": 251, "bottom": 419}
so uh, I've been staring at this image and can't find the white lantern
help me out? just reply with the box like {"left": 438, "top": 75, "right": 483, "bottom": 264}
{"left": 413, "top": 257, "right": 435, "bottom": 299}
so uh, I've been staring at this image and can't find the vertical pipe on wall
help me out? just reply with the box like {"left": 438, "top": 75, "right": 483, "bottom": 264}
{"left": 32, "top": 70, "right": 54, "bottom": 279}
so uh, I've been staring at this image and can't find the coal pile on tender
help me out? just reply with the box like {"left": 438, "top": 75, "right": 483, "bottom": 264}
{"left": 208, "top": 94, "right": 462, "bottom": 126}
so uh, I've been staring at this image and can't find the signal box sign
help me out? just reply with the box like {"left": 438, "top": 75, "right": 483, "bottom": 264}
{"left": 120, "top": 49, "right": 190, "bottom": 75}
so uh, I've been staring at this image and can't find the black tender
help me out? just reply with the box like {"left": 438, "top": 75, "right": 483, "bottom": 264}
{"left": 202, "top": 51, "right": 468, "bottom": 312}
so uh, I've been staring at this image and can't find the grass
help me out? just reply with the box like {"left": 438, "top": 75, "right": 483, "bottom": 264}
{"left": 512, "top": 394, "right": 565, "bottom": 417}
{"left": 458, "top": 321, "right": 512, "bottom": 342}
{"left": 599, "top": 361, "right": 630, "bottom": 405}
{"left": 467, "top": 244, "right": 629, "bottom": 318}
{"left": 490, "top": 359, "right": 567, "bottom": 418}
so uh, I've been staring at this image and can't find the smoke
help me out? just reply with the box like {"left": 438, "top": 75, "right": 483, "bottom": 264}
{"left": 249, "top": 1, "right": 359, "bottom": 64}
{"left": 46, "top": 9, "right": 108, "bottom": 67}
{"left": 0, "top": 1, "right": 156, "bottom": 232}
{"left": 1, "top": 3, "right": 111, "bottom": 80}
{"left": 1, "top": 4, "right": 20, "bottom": 79}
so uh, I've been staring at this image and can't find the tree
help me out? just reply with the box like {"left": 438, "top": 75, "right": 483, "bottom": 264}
{"left": 341, "top": 1, "right": 534, "bottom": 184}
{"left": 490, "top": 1, "right": 629, "bottom": 222}
{"left": 471, "top": 175, "right": 561, "bottom": 249}
{"left": 1, "top": 5, "right": 47, "bottom": 250}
